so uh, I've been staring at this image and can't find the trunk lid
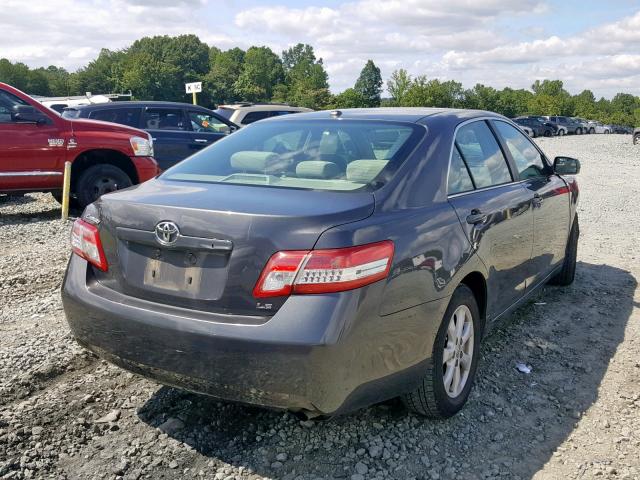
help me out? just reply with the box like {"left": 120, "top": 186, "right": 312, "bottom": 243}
{"left": 93, "top": 179, "right": 374, "bottom": 316}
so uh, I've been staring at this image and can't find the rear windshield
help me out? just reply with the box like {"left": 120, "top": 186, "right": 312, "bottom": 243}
{"left": 161, "top": 119, "right": 423, "bottom": 191}
{"left": 213, "top": 108, "right": 234, "bottom": 120}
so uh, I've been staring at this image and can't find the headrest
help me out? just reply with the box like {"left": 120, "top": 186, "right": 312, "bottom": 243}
{"left": 346, "top": 160, "right": 389, "bottom": 183}
{"left": 296, "top": 161, "right": 340, "bottom": 179}
{"left": 319, "top": 133, "right": 339, "bottom": 154}
{"left": 230, "top": 151, "right": 279, "bottom": 173}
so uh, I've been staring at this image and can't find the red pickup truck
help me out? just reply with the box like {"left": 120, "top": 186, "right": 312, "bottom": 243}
{"left": 0, "top": 82, "right": 159, "bottom": 208}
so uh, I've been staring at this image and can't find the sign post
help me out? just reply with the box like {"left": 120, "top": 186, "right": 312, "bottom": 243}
{"left": 185, "top": 82, "right": 202, "bottom": 105}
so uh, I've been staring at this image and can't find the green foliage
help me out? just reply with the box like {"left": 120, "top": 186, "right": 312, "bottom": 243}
{"left": 354, "top": 60, "right": 383, "bottom": 107}
{"left": 386, "top": 69, "right": 412, "bottom": 106}
{"left": 0, "top": 35, "right": 638, "bottom": 126}
{"left": 331, "top": 88, "right": 367, "bottom": 109}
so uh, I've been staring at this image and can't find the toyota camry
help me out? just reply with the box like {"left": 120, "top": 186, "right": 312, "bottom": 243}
{"left": 62, "top": 108, "right": 580, "bottom": 419}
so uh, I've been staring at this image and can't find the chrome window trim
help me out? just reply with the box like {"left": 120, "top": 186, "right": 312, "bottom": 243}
{"left": 0, "top": 171, "right": 62, "bottom": 177}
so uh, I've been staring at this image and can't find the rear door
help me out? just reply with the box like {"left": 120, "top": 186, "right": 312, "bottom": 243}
{"left": 143, "top": 107, "right": 191, "bottom": 170}
{"left": 0, "top": 89, "right": 66, "bottom": 191}
{"left": 447, "top": 119, "right": 534, "bottom": 318}
{"left": 491, "top": 120, "right": 571, "bottom": 287}
{"left": 185, "top": 110, "right": 234, "bottom": 153}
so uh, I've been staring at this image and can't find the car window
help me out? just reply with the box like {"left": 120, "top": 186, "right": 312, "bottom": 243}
{"left": 161, "top": 119, "right": 423, "bottom": 192}
{"left": 242, "top": 111, "right": 272, "bottom": 124}
{"left": 144, "top": 108, "right": 186, "bottom": 130}
{"left": 448, "top": 145, "right": 475, "bottom": 194}
{"left": 0, "top": 90, "right": 29, "bottom": 123}
{"left": 89, "top": 108, "right": 142, "bottom": 128}
{"left": 455, "top": 121, "right": 512, "bottom": 189}
{"left": 188, "top": 111, "right": 231, "bottom": 134}
{"left": 493, "top": 121, "right": 546, "bottom": 179}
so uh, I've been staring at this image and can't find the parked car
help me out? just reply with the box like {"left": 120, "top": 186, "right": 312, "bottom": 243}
{"left": 62, "top": 108, "right": 580, "bottom": 419}
{"left": 0, "top": 82, "right": 158, "bottom": 208}
{"left": 543, "top": 116, "right": 584, "bottom": 135}
{"left": 520, "top": 125, "right": 534, "bottom": 137}
{"left": 214, "top": 103, "right": 313, "bottom": 127}
{"left": 586, "top": 121, "right": 611, "bottom": 134}
{"left": 572, "top": 118, "right": 591, "bottom": 134}
{"left": 62, "top": 102, "right": 238, "bottom": 171}
{"left": 612, "top": 125, "right": 633, "bottom": 134}
{"left": 634, "top": 128, "right": 640, "bottom": 144}
{"left": 513, "top": 117, "right": 557, "bottom": 137}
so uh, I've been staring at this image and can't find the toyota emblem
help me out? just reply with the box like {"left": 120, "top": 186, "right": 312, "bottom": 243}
{"left": 155, "top": 221, "right": 180, "bottom": 246}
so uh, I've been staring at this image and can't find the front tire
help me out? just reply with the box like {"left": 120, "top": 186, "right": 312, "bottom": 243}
{"left": 550, "top": 217, "right": 579, "bottom": 286}
{"left": 75, "top": 164, "right": 132, "bottom": 209}
{"left": 403, "top": 285, "right": 481, "bottom": 418}
{"left": 558, "top": 129, "right": 565, "bottom": 136}
{"left": 634, "top": 133, "right": 640, "bottom": 145}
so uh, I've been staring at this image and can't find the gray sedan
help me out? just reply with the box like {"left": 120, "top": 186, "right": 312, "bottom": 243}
{"left": 62, "top": 108, "right": 580, "bottom": 419}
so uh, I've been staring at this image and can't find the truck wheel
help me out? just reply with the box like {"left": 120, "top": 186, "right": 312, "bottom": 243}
{"left": 75, "top": 164, "right": 132, "bottom": 208}
{"left": 550, "top": 217, "right": 579, "bottom": 286}
{"left": 402, "top": 285, "right": 481, "bottom": 418}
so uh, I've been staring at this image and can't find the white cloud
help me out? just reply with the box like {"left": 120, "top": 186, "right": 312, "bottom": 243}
{"left": 1, "top": 0, "right": 639, "bottom": 98}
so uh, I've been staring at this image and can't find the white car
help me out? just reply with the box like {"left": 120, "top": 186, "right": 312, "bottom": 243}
{"left": 520, "top": 125, "right": 534, "bottom": 137}
{"left": 214, "top": 103, "right": 313, "bottom": 127}
{"left": 586, "top": 121, "right": 612, "bottom": 134}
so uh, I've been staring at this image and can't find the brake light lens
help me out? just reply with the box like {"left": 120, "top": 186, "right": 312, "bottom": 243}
{"left": 71, "top": 219, "right": 108, "bottom": 271}
{"left": 253, "top": 241, "right": 394, "bottom": 298}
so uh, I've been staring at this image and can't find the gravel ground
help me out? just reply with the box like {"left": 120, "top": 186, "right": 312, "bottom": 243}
{"left": 1, "top": 134, "right": 639, "bottom": 480}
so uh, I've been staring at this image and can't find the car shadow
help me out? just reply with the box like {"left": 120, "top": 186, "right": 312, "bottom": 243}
{"left": 137, "top": 261, "right": 636, "bottom": 479}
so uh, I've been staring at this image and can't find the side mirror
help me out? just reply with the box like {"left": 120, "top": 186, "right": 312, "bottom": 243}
{"left": 554, "top": 156, "right": 580, "bottom": 175}
{"left": 11, "top": 105, "right": 48, "bottom": 124}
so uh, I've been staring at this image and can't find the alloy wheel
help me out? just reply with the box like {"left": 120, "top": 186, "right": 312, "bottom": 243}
{"left": 442, "top": 305, "right": 474, "bottom": 398}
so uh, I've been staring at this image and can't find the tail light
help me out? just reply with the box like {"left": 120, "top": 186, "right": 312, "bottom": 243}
{"left": 71, "top": 219, "right": 108, "bottom": 272}
{"left": 253, "top": 241, "right": 394, "bottom": 298}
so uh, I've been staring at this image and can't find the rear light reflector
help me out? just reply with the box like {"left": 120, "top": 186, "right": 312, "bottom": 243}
{"left": 253, "top": 241, "right": 394, "bottom": 298}
{"left": 71, "top": 218, "right": 108, "bottom": 271}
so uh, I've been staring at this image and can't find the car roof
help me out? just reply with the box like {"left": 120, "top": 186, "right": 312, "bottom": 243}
{"left": 218, "top": 104, "right": 312, "bottom": 112}
{"left": 66, "top": 101, "right": 214, "bottom": 111}
{"left": 263, "top": 107, "right": 505, "bottom": 124}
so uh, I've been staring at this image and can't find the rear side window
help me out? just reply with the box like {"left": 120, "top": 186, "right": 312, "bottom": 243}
{"left": 455, "top": 121, "right": 512, "bottom": 189}
{"left": 242, "top": 111, "right": 272, "bottom": 124}
{"left": 144, "top": 108, "right": 186, "bottom": 130}
{"left": 448, "top": 146, "right": 474, "bottom": 194}
{"left": 89, "top": 108, "right": 141, "bottom": 128}
{"left": 161, "top": 119, "right": 423, "bottom": 192}
{"left": 493, "top": 121, "right": 546, "bottom": 179}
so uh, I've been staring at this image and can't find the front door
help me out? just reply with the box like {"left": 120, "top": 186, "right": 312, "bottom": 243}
{"left": 185, "top": 110, "right": 233, "bottom": 153}
{"left": 447, "top": 120, "right": 534, "bottom": 318}
{"left": 491, "top": 120, "right": 571, "bottom": 287}
{"left": 0, "top": 89, "right": 65, "bottom": 191}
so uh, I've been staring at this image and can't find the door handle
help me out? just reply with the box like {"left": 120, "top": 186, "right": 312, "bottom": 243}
{"left": 466, "top": 209, "right": 487, "bottom": 225}
{"left": 532, "top": 194, "right": 543, "bottom": 207}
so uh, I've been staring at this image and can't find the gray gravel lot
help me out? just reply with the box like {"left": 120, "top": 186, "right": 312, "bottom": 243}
{"left": 0, "top": 134, "right": 639, "bottom": 480}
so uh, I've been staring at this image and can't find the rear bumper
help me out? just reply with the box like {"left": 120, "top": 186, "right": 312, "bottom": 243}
{"left": 131, "top": 157, "right": 160, "bottom": 182}
{"left": 62, "top": 256, "right": 448, "bottom": 415}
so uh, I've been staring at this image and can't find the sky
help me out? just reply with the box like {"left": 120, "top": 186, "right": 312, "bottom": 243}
{"left": 1, "top": 0, "right": 639, "bottom": 98}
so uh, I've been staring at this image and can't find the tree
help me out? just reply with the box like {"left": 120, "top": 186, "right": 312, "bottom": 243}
{"left": 233, "top": 46, "right": 284, "bottom": 102}
{"left": 387, "top": 69, "right": 412, "bottom": 106}
{"left": 463, "top": 84, "right": 499, "bottom": 112}
{"left": 72, "top": 49, "right": 126, "bottom": 95}
{"left": 331, "top": 88, "right": 367, "bottom": 108}
{"left": 403, "top": 77, "right": 464, "bottom": 108}
{"left": 354, "top": 60, "right": 382, "bottom": 107}
{"left": 281, "top": 43, "right": 331, "bottom": 109}
{"left": 573, "top": 89, "right": 597, "bottom": 118}
{"left": 205, "top": 47, "right": 245, "bottom": 104}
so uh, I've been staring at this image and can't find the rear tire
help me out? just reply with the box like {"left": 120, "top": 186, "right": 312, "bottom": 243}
{"left": 576, "top": 128, "right": 582, "bottom": 135}
{"left": 75, "top": 164, "right": 132, "bottom": 209}
{"left": 634, "top": 133, "right": 640, "bottom": 145}
{"left": 544, "top": 129, "right": 552, "bottom": 137}
{"left": 589, "top": 128, "right": 595, "bottom": 134}
{"left": 550, "top": 217, "right": 579, "bottom": 286}
{"left": 558, "top": 129, "right": 565, "bottom": 136}
{"left": 402, "top": 285, "right": 481, "bottom": 418}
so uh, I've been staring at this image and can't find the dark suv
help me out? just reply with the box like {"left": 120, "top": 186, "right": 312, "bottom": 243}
{"left": 63, "top": 102, "right": 238, "bottom": 170}
{"left": 513, "top": 117, "right": 557, "bottom": 137}
{"left": 543, "top": 116, "right": 584, "bottom": 136}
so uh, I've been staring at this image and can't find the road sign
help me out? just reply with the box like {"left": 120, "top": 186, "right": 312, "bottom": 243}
{"left": 185, "top": 82, "right": 202, "bottom": 94}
